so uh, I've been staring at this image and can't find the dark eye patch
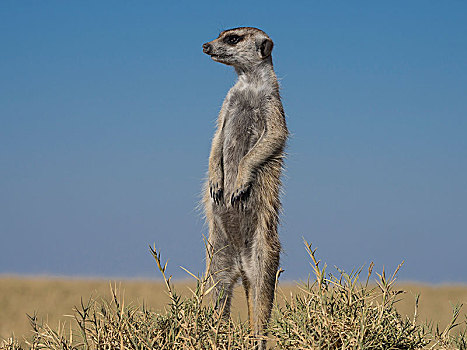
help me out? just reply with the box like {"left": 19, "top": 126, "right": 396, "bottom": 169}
{"left": 223, "top": 34, "right": 243, "bottom": 45}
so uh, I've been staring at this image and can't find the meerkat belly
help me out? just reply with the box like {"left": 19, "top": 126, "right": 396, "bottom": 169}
{"left": 222, "top": 108, "right": 263, "bottom": 194}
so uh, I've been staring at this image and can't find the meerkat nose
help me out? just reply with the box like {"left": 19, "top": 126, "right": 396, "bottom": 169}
{"left": 202, "top": 42, "right": 212, "bottom": 54}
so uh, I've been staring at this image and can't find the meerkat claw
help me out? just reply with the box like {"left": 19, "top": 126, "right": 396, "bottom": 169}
{"left": 231, "top": 192, "right": 240, "bottom": 207}
{"left": 217, "top": 189, "right": 224, "bottom": 204}
{"left": 230, "top": 186, "right": 250, "bottom": 208}
{"left": 210, "top": 181, "right": 224, "bottom": 205}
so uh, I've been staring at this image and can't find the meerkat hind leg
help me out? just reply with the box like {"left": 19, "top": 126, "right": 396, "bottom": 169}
{"left": 241, "top": 270, "right": 254, "bottom": 331}
{"left": 207, "top": 228, "right": 238, "bottom": 318}
{"left": 251, "top": 242, "right": 280, "bottom": 350}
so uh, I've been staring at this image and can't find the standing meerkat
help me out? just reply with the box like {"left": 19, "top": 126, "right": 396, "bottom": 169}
{"left": 202, "top": 27, "right": 288, "bottom": 348}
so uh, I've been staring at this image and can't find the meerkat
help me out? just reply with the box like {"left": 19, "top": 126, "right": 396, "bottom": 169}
{"left": 202, "top": 27, "right": 288, "bottom": 348}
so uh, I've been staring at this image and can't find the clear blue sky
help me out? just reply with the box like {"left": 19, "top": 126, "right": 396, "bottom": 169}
{"left": 1, "top": 1, "right": 466, "bottom": 282}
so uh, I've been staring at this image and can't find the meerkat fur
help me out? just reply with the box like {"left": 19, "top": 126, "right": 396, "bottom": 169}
{"left": 202, "top": 27, "right": 288, "bottom": 349}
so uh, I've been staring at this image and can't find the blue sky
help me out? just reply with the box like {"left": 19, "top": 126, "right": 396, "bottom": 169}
{"left": 1, "top": 1, "right": 466, "bottom": 282}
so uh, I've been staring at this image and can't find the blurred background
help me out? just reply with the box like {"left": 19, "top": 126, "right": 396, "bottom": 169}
{"left": 1, "top": 1, "right": 466, "bottom": 282}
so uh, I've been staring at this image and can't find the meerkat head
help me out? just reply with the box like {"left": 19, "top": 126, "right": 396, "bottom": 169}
{"left": 202, "top": 27, "right": 274, "bottom": 69}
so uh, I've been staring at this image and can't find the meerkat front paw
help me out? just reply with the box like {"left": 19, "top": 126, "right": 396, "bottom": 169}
{"left": 209, "top": 179, "right": 224, "bottom": 205}
{"left": 230, "top": 183, "right": 251, "bottom": 209}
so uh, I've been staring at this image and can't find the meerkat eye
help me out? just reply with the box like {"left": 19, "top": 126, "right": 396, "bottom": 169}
{"left": 224, "top": 34, "right": 243, "bottom": 45}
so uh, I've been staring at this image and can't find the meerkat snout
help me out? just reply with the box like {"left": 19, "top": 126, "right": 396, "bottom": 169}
{"left": 202, "top": 42, "right": 212, "bottom": 54}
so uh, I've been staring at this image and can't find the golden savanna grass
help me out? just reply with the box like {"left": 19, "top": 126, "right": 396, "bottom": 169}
{"left": 0, "top": 242, "right": 466, "bottom": 349}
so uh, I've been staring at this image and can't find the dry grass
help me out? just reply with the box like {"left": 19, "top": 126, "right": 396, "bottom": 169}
{"left": 0, "top": 242, "right": 466, "bottom": 349}
{"left": 1, "top": 278, "right": 465, "bottom": 343}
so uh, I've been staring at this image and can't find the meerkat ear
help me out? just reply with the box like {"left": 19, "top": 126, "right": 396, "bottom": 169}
{"left": 258, "top": 38, "right": 273, "bottom": 58}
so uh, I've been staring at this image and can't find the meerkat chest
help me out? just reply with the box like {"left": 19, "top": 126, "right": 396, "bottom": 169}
{"left": 222, "top": 89, "right": 266, "bottom": 168}
{"left": 224, "top": 88, "right": 266, "bottom": 141}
